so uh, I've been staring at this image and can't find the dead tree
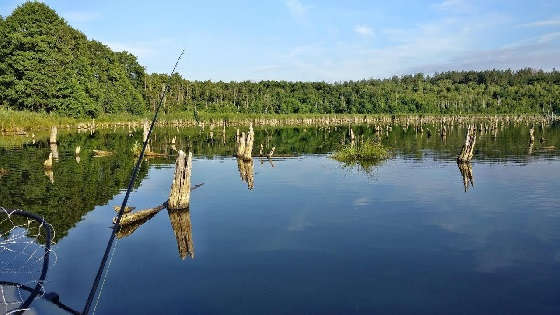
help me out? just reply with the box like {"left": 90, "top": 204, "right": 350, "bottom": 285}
{"left": 457, "top": 125, "right": 476, "bottom": 162}
{"left": 236, "top": 124, "right": 254, "bottom": 161}
{"left": 49, "top": 126, "right": 57, "bottom": 144}
{"left": 168, "top": 150, "right": 192, "bottom": 210}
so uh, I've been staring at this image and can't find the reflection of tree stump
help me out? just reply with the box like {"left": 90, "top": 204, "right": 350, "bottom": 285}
{"left": 167, "top": 208, "right": 194, "bottom": 259}
{"left": 168, "top": 150, "right": 192, "bottom": 210}
{"left": 237, "top": 158, "right": 254, "bottom": 190}
{"left": 457, "top": 125, "right": 476, "bottom": 162}
{"left": 457, "top": 162, "right": 474, "bottom": 192}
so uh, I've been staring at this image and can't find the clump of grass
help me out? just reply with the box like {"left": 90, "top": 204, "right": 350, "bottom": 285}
{"left": 331, "top": 140, "right": 390, "bottom": 162}
{"left": 331, "top": 140, "right": 390, "bottom": 174}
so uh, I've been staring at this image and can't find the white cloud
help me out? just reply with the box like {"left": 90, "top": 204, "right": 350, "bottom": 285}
{"left": 285, "top": 0, "right": 309, "bottom": 20}
{"left": 521, "top": 18, "right": 560, "bottom": 27}
{"left": 354, "top": 25, "right": 374, "bottom": 37}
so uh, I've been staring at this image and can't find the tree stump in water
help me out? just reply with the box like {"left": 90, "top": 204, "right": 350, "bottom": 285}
{"left": 529, "top": 127, "right": 535, "bottom": 144}
{"left": 168, "top": 150, "right": 192, "bottom": 210}
{"left": 236, "top": 124, "right": 254, "bottom": 161}
{"left": 143, "top": 120, "right": 151, "bottom": 152}
{"left": 457, "top": 125, "right": 476, "bottom": 162}
{"left": 49, "top": 126, "right": 57, "bottom": 144}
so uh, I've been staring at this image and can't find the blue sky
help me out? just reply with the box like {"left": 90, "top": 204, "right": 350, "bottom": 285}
{"left": 1, "top": 0, "right": 559, "bottom": 81}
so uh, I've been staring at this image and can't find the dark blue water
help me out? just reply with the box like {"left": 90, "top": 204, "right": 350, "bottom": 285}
{"left": 1, "top": 125, "right": 560, "bottom": 314}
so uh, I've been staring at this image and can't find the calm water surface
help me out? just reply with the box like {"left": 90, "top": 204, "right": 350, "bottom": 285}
{"left": 1, "top": 124, "right": 560, "bottom": 314}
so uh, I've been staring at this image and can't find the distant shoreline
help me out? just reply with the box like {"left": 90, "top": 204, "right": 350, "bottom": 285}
{"left": 1, "top": 109, "right": 555, "bottom": 133}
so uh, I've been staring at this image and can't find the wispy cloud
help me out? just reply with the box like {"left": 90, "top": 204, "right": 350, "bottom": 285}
{"left": 434, "top": 0, "right": 470, "bottom": 11}
{"left": 354, "top": 25, "right": 374, "bottom": 37}
{"left": 520, "top": 18, "right": 560, "bottom": 27}
{"left": 538, "top": 32, "right": 560, "bottom": 43}
{"left": 285, "top": 0, "right": 309, "bottom": 20}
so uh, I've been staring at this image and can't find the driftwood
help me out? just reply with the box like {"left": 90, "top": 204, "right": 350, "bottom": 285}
{"left": 457, "top": 162, "right": 474, "bottom": 192}
{"left": 112, "top": 206, "right": 136, "bottom": 213}
{"left": 167, "top": 208, "right": 194, "bottom": 259}
{"left": 114, "top": 203, "right": 167, "bottom": 226}
{"left": 168, "top": 150, "right": 192, "bottom": 210}
{"left": 93, "top": 149, "right": 113, "bottom": 157}
{"left": 457, "top": 125, "right": 476, "bottom": 162}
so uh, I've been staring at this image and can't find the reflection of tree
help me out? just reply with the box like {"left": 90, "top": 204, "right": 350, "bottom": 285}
{"left": 167, "top": 208, "right": 194, "bottom": 259}
{"left": 0, "top": 132, "right": 150, "bottom": 241}
{"left": 457, "top": 162, "right": 474, "bottom": 192}
{"left": 237, "top": 158, "right": 254, "bottom": 190}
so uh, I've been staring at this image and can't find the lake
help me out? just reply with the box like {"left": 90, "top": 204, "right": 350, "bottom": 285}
{"left": 1, "top": 121, "right": 560, "bottom": 314}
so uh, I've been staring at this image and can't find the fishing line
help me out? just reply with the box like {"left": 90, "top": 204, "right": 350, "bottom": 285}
{"left": 82, "top": 50, "right": 185, "bottom": 315}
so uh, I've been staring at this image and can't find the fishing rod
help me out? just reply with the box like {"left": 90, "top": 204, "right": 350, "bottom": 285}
{"left": 82, "top": 50, "right": 185, "bottom": 315}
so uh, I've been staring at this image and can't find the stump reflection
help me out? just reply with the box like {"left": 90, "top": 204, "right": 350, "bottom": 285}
{"left": 167, "top": 208, "right": 194, "bottom": 260}
{"left": 237, "top": 158, "right": 254, "bottom": 190}
{"left": 457, "top": 162, "right": 474, "bottom": 192}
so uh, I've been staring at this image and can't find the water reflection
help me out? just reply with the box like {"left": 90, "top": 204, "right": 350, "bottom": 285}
{"left": 167, "top": 208, "right": 194, "bottom": 259}
{"left": 457, "top": 162, "right": 474, "bottom": 192}
{"left": 237, "top": 158, "right": 255, "bottom": 190}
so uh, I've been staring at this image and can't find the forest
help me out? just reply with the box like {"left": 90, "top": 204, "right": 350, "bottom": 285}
{"left": 1, "top": 2, "right": 559, "bottom": 118}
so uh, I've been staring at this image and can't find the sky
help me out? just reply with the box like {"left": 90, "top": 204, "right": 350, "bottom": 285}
{"left": 1, "top": 0, "right": 559, "bottom": 82}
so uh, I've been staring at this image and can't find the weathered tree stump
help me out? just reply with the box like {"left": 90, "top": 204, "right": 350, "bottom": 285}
{"left": 235, "top": 124, "right": 254, "bottom": 161}
{"left": 143, "top": 120, "right": 151, "bottom": 152}
{"left": 529, "top": 127, "right": 535, "bottom": 144}
{"left": 457, "top": 125, "right": 476, "bottom": 162}
{"left": 267, "top": 147, "right": 276, "bottom": 159}
{"left": 49, "top": 126, "right": 57, "bottom": 144}
{"left": 50, "top": 143, "right": 59, "bottom": 160}
{"left": 168, "top": 150, "right": 192, "bottom": 210}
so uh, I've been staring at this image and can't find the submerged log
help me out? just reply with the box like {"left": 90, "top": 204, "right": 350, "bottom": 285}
{"left": 49, "top": 126, "right": 57, "bottom": 144}
{"left": 115, "top": 203, "right": 167, "bottom": 226}
{"left": 457, "top": 125, "right": 476, "bottom": 162}
{"left": 168, "top": 150, "right": 192, "bottom": 210}
{"left": 167, "top": 208, "right": 195, "bottom": 259}
{"left": 113, "top": 206, "right": 136, "bottom": 213}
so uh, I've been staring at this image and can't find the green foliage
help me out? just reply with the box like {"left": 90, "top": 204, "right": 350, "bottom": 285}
{"left": 144, "top": 70, "right": 560, "bottom": 115}
{"left": 0, "top": 2, "right": 146, "bottom": 117}
{"left": 332, "top": 140, "right": 390, "bottom": 163}
{"left": 1, "top": 3, "right": 559, "bottom": 119}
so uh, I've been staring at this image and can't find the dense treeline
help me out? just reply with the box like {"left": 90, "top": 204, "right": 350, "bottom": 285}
{"left": 145, "top": 69, "right": 560, "bottom": 115}
{"left": 1, "top": 2, "right": 559, "bottom": 118}
{"left": 0, "top": 2, "right": 145, "bottom": 117}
